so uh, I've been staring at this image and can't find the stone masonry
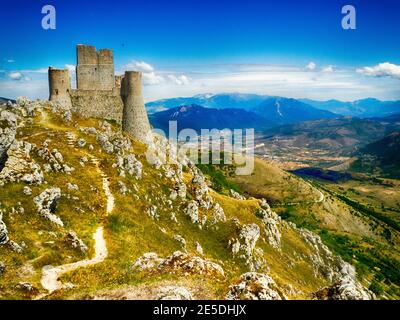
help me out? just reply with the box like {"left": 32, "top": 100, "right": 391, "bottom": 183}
{"left": 48, "top": 44, "right": 151, "bottom": 143}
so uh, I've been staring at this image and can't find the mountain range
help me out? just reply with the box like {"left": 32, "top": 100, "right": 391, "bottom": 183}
{"left": 149, "top": 96, "right": 338, "bottom": 131}
{"left": 149, "top": 104, "right": 270, "bottom": 132}
{"left": 146, "top": 93, "right": 400, "bottom": 118}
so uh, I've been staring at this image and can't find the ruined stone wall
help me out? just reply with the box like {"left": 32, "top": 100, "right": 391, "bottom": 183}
{"left": 76, "top": 45, "right": 115, "bottom": 91}
{"left": 121, "top": 71, "right": 152, "bottom": 142}
{"left": 48, "top": 67, "right": 72, "bottom": 108}
{"left": 70, "top": 89, "right": 123, "bottom": 123}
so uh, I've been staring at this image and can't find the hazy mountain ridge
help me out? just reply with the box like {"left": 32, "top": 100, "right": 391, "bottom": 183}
{"left": 300, "top": 98, "right": 400, "bottom": 118}
{"left": 149, "top": 104, "right": 271, "bottom": 132}
{"left": 147, "top": 93, "right": 400, "bottom": 118}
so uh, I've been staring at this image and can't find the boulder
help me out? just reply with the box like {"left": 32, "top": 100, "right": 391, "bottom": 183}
{"left": 226, "top": 272, "right": 286, "bottom": 300}
{"left": 156, "top": 286, "right": 193, "bottom": 300}
{"left": 132, "top": 251, "right": 225, "bottom": 278}
{"left": 184, "top": 200, "right": 199, "bottom": 224}
{"left": 0, "top": 140, "right": 44, "bottom": 185}
{"left": 33, "top": 188, "right": 63, "bottom": 226}
{"left": 0, "top": 213, "right": 9, "bottom": 244}
{"left": 65, "top": 230, "right": 88, "bottom": 253}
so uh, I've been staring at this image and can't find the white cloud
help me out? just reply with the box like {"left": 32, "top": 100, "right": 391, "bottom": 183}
{"left": 126, "top": 60, "right": 154, "bottom": 73}
{"left": 142, "top": 72, "right": 165, "bottom": 85}
{"left": 20, "top": 68, "right": 48, "bottom": 74}
{"left": 356, "top": 62, "right": 400, "bottom": 79}
{"left": 8, "top": 71, "right": 23, "bottom": 80}
{"left": 305, "top": 61, "right": 316, "bottom": 71}
{"left": 65, "top": 64, "right": 75, "bottom": 73}
{"left": 167, "top": 74, "right": 190, "bottom": 85}
{"left": 322, "top": 65, "right": 334, "bottom": 73}
{"left": 5, "top": 59, "right": 15, "bottom": 63}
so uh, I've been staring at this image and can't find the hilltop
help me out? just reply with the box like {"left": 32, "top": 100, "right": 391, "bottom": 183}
{"left": 0, "top": 98, "right": 382, "bottom": 300}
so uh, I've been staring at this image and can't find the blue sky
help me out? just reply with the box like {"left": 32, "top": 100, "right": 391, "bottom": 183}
{"left": 0, "top": 0, "right": 399, "bottom": 101}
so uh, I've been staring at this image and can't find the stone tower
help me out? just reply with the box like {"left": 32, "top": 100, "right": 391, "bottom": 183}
{"left": 47, "top": 45, "right": 152, "bottom": 145}
{"left": 76, "top": 44, "right": 115, "bottom": 90}
{"left": 48, "top": 67, "right": 72, "bottom": 108}
{"left": 121, "top": 71, "right": 152, "bottom": 143}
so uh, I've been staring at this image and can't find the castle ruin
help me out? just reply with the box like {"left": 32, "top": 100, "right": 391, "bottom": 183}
{"left": 48, "top": 44, "right": 151, "bottom": 142}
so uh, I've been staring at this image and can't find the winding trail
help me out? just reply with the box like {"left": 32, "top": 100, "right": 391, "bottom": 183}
{"left": 39, "top": 152, "right": 114, "bottom": 295}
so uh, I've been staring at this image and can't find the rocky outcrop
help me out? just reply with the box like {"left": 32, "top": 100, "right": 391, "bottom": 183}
{"left": 65, "top": 230, "right": 88, "bottom": 253}
{"left": 313, "top": 276, "right": 373, "bottom": 300}
{"left": 256, "top": 205, "right": 281, "bottom": 249}
{"left": 184, "top": 200, "right": 199, "bottom": 224}
{"left": 0, "top": 110, "right": 18, "bottom": 169}
{"left": 113, "top": 154, "right": 142, "bottom": 179}
{"left": 156, "top": 286, "right": 193, "bottom": 300}
{"left": 0, "top": 213, "right": 9, "bottom": 245}
{"left": 133, "top": 251, "right": 225, "bottom": 278}
{"left": 173, "top": 235, "right": 187, "bottom": 250}
{"left": 0, "top": 140, "right": 44, "bottom": 185}
{"left": 230, "top": 223, "right": 263, "bottom": 270}
{"left": 226, "top": 272, "right": 286, "bottom": 300}
{"left": 292, "top": 225, "right": 372, "bottom": 299}
{"left": 37, "top": 140, "right": 73, "bottom": 174}
{"left": 33, "top": 188, "right": 63, "bottom": 226}
{"left": 0, "top": 261, "right": 5, "bottom": 276}
{"left": 230, "top": 189, "right": 245, "bottom": 200}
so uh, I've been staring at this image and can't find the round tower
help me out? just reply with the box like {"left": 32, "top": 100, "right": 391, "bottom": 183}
{"left": 121, "top": 71, "right": 152, "bottom": 143}
{"left": 48, "top": 67, "right": 72, "bottom": 108}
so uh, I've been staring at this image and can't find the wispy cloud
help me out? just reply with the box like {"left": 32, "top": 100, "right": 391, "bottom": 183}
{"left": 120, "top": 60, "right": 190, "bottom": 86}
{"left": 8, "top": 71, "right": 23, "bottom": 80}
{"left": 305, "top": 61, "right": 316, "bottom": 71}
{"left": 322, "top": 65, "right": 334, "bottom": 73}
{"left": 1, "top": 60, "right": 399, "bottom": 102}
{"left": 357, "top": 62, "right": 400, "bottom": 79}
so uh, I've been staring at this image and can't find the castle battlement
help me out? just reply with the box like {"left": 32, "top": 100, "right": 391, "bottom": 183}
{"left": 48, "top": 44, "right": 151, "bottom": 143}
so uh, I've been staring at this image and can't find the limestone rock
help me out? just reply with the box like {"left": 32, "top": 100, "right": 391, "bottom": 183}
{"left": 33, "top": 188, "right": 63, "bottom": 227}
{"left": 230, "top": 189, "right": 245, "bottom": 200}
{"left": 147, "top": 205, "right": 159, "bottom": 220}
{"left": 133, "top": 251, "right": 225, "bottom": 278}
{"left": 196, "top": 242, "right": 203, "bottom": 255}
{"left": 133, "top": 252, "right": 163, "bottom": 271}
{"left": 8, "top": 240, "right": 23, "bottom": 253}
{"left": 114, "top": 154, "right": 142, "bottom": 180}
{"left": 0, "top": 261, "right": 5, "bottom": 276}
{"left": 67, "top": 183, "right": 79, "bottom": 191}
{"left": 226, "top": 272, "right": 286, "bottom": 300}
{"left": 0, "top": 110, "right": 18, "bottom": 167}
{"left": 23, "top": 186, "right": 32, "bottom": 195}
{"left": 0, "top": 213, "right": 9, "bottom": 245}
{"left": 118, "top": 181, "right": 128, "bottom": 194}
{"left": 173, "top": 235, "right": 186, "bottom": 250}
{"left": 212, "top": 203, "right": 226, "bottom": 223}
{"left": 0, "top": 140, "right": 44, "bottom": 185}
{"left": 257, "top": 206, "right": 281, "bottom": 249}
{"left": 230, "top": 223, "right": 262, "bottom": 271}
{"left": 156, "top": 286, "right": 193, "bottom": 300}
{"left": 184, "top": 200, "right": 199, "bottom": 224}
{"left": 314, "top": 277, "right": 373, "bottom": 300}
{"left": 65, "top": 230, "right": 88, "bottom": 253}
{"left": 77, "top": 138, "right": 86, "bottom": 148}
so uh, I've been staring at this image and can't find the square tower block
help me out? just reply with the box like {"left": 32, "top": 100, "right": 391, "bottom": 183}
{"left": 76, "top": 45, "right": 115, "bottom": 90}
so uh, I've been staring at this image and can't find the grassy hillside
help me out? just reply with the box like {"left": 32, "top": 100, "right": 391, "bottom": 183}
{"left": 0, "top": 99, "right": 395, "bottom": 300}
